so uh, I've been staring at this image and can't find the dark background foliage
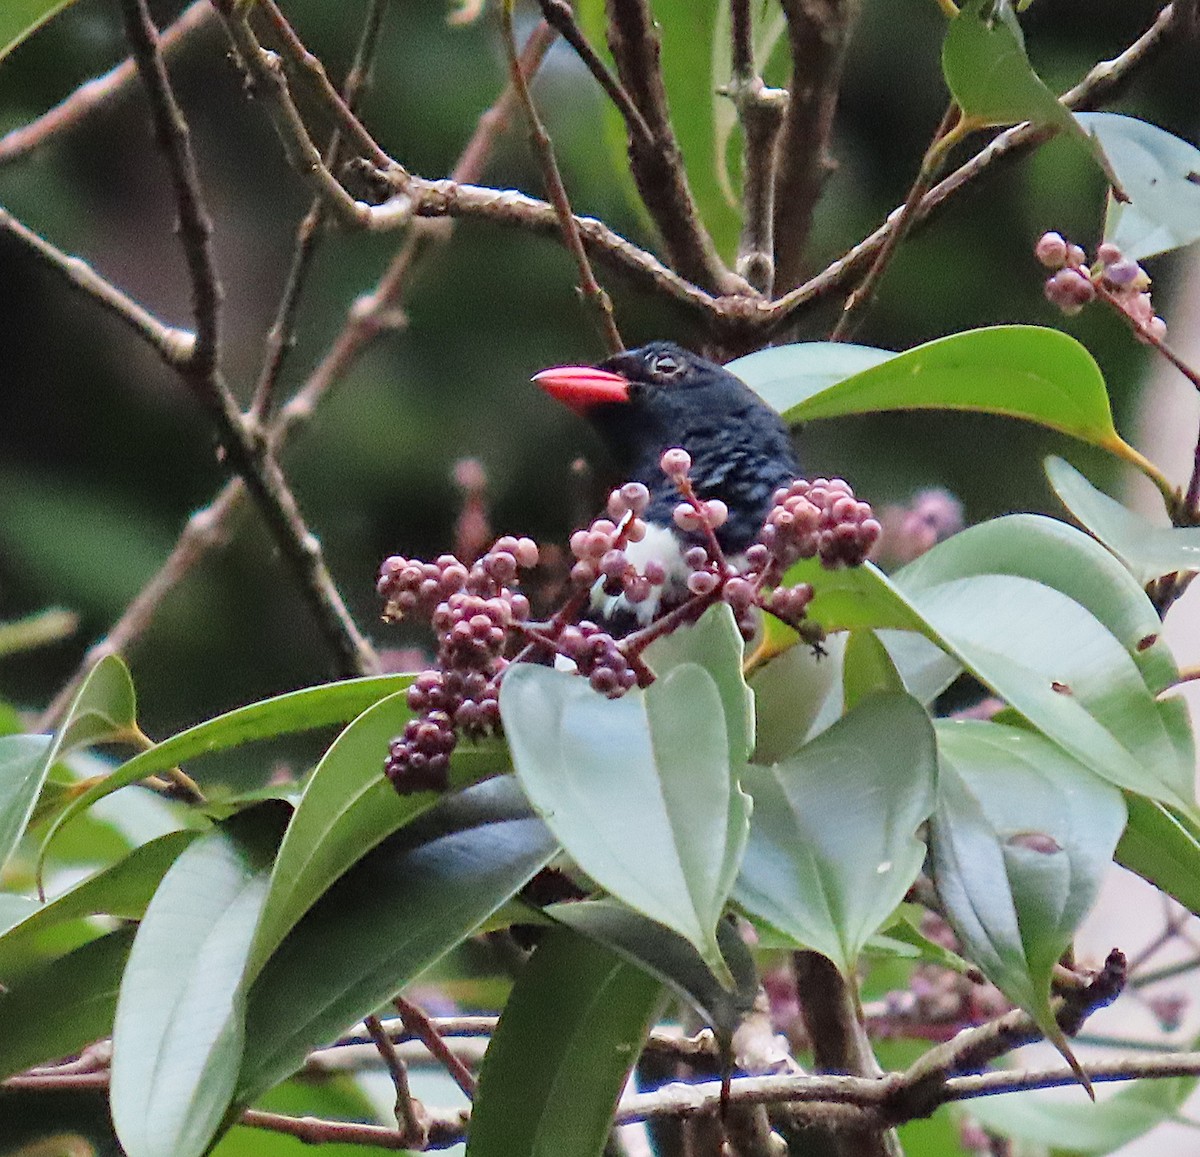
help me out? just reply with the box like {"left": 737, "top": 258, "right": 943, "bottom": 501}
{"left": 0, "top": 0, "right": 1191, "bottom": 747}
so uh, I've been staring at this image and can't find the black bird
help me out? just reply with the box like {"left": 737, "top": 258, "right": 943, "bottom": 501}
{"left": 533, "top": 340, "right": 800, "bottom": 626}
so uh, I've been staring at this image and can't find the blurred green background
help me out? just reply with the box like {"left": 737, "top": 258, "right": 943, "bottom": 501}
{"left": 0, "top": 0, "right": 1193, "bottom": 750}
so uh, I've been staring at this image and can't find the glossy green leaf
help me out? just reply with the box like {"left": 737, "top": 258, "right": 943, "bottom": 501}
{"left": 0, "top": 0, "right": 77, "bottom": 63}
{"left": 1047, "top": 455, "right": 1200, "bottom": 589}
{"left": 942, "top": 0, "right": 1076, "bottom": 135}
{"left": 546, "top": 899, "right": 757, "bottom": 1039}
{"left": 3, "top": 655, "right": 138, "bottom": 875}
{"left": 1078, "top": 112, "right": 1200, "bottom": 261}
{"left": 236, "top": 777, "right": 557, "bottom": 1105}
{"left": 906, "top": 574, "right": 1194, "bottom": 812}
{"left": 501, "top": 662, "right": 749, "bottom": 985}
{"left": 111, "top": 804, "right": 291, "bottom": 1157}
{"left": 749, "top": 632, "right": 842, "bottom": 764}
{"left": 842, "top": 630, "right": 905, "bottom": 710}
{"left": 0, "top": 829, "right": 198, "bottom": 982}
{"left": 751, "top": 327, "right": 1121, "bottom": 452}
{"left": 0, "top": 926, "right": 135, "bottom": 1081}
{"left": 877, "top": 630, "right": 963, "bottom": 706}
{"left": 735, "top": 692, "right": 937, "bottom": 976}
{"left": 966, "top": 1074, "right": 1195, "bottom": 1154}
{"left": 931, "top": 721, "right": 1126, "bottom": 1073}
{"left": 468, "top": 925, "right": 662, "bottom": 1157}
{"left": 728, "top": 341, "right": 895, "bottom": 415}
{"left": 249, "top": 690, "right": 508, "bottom": 976}
{"left": 38, "top": 673, "right": 410, "bottom": 871}
{"left": 643, "top": 602, "right": 754, "bottom": 762}
{"left": 896, "top": 509, "right": 1178, "bottom": 694}
{"left": 1116, "top": 794, "right": 1200, "bottom": 917}
{"left": 0, "top": 735, "right": 54, "bottom": 873}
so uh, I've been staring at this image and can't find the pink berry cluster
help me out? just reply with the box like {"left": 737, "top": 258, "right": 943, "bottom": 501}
{"left": 377, "top": 536, "right": 537, "bottom": 793}
{"left": 376, "top": 450, "right": 879, "bottom": 795}
{"left": 760, "top": 478, "right": 882, "bottom": 570}
{"left": 1037, "top": 232, "right": 1166, "bottom": 343}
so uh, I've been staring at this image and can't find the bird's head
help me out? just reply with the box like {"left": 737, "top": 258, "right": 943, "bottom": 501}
{"left": 533, "top": 341, "right": 787, "bottom": 480}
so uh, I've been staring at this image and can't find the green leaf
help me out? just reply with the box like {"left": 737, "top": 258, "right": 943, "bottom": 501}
{"left": 0, "top": 735, "right": 54, "bottom": 873}
{"left": 643, "top": 603, "right": 754, "bottom": 762}
{"left": 546, "top": 899, "right": 757, "bottom": 1039}
{"left": 1116, "top": 794, "right": 1200, "bottom": 917}
{"left": 0, "top": 0, "right": 77, "bottom": 63}
{"left": 1047, "top": 455, "right": 1200, "bottom": 589}
{"left": 904, "top": 574, "right": 1194, "bottom": 812}
{"left": 748, "top": 327, "right": 1123, "bottom": 453}
{"left": 3, "top": 654, "right": 138, "bottom": 875}
{"left": 1078, "top": 112, "right": 1200, "bottom": 261}
{"left": 896, "top": 509, "right": 1178, "bottom": 694}
{"left": 749, "top": 632, "right": 842, "bottom": 763}
{"left": 0, "top": 608, "right": 76, "bottom": 658}
{"left": 782, "top": 556, "right": 1194, "bottom": 811}
{"left": 236, "top": 777, "right": 558, "bottom": 1105}
{"left": 966, "top": 1074, "right": 1195, "bottom": 1154}
{"left": 111, "top": 803, "right": 291, "bottom": 1157}
{"left": 38, "top": 673, "right": 411, "bottom": 872}
{"left": 728, "top": 341, "right": 896, "bottom": 415}
{"left": 0, "top": 926, "right": 136, "bottom": 1081}
{"left": 931, "top": 720, "right": 1126, "bottom": 1076}
{"left": 735, "top": 692, "right": 937, "bottom": 976}
{"left": 467, "top": 925, "right": 662, "bottom": 1157}
{"left": 942, "top": 0, "right": 1076, "bottom": 133}
{"left": 501, "top": 662, "right": 750, "bottom": 986}
{"left": 842, "top": 630, "right": 905, "bottom": 710}
{"left": 0, "top": 829, "right": 198, "bottom": 983}
{"left": 248, "top": 690, "right": 508, "bottom": 977}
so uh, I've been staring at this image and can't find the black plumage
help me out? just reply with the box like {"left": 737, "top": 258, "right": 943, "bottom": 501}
{"left": 537, "top": 341, "right": 800, "bottom": 556}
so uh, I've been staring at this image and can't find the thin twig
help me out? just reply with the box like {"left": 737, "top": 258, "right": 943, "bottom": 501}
{"left": 764, "top": 0, "right": 1192, "bottom": 330}
{"left": 119, "top": 0, "right": 221, "bottom": 372}
{"left": 534, "top": 0, "right": 654, "bottom": 148}
{"left": 501, "top": 1, "right": 623, "bottom": 353}
{"left": 772, "top": 0, "right": 862, "bottom": 295}
{"left": 725, "top": 0, "right": 788, "bottom": 295}
{"left": 393, "top": 995, "right": 478, "bottom": 1099}
{"left": 38, "top": 19, "right": 557, "bottom": 727}
{"left": 121, "top": 0, "right": 378, "bottom": 680}
{"left": 604, "top": 0, "right": 748, "bottom": 295}
{"left": 829, "top": 103, "right": 963, "bottom": 341}
{"left": 0, "top": 204, "right": 195, "bottom": 366}
{"left": 256, "top": 0, "right": 394, "bottom": 171}
{"left": 250, "top": 0, "right": 393, "bottom": 419}
{"left": 365, "top": 1013, "right": 427, "bottom": 1146}
{"left": 0, "top": 1, "right": 214, "bottom": 166}
{"left": 216, "top": 9, "right": 412, "bottom": 231}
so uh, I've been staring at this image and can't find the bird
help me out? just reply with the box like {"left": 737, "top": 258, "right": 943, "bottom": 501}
{"left": 533, "top": 340, "right": 800, "bottom": 630}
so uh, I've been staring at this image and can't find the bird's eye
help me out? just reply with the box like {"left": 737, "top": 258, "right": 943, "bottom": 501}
{"left": 647, "top": 352, "right": 686, "bottom": 381}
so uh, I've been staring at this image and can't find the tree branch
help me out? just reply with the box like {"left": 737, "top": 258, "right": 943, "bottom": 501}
{"left": 500, "top": 2, "right": 622, "bottom": 353}
{"left": 0, "top": 1, "right": 214, "bottom": 166}
{"left": 772, "top": 0, "right": 862, "bottom": 295}
{"left": 604, "top": 0, "right": 749, "bottom": 294}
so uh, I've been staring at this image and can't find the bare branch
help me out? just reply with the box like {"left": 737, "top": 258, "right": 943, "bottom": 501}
{"left": 501, "top": 3, "right": 622, "bottom": 353}
{"left": 0, "top": 1, "right": 213, "bottom": 166}
{"left": 534, "top": 0, "right": 654, "bottom": 148}
{"left": 604, "top": 0, "right": 749, "bottom": 294}
{"left": 772, "top": 0, "right": 862, "bottom": 294}
{"left": 725, "top": 0, "right": 789, "bottom": 295}
{"left": 38, "top": 16, "right": 558, "bottom": 726}
{"left": 365, "top": 1013, "right": 427, "bottom": 1147}
{"left": 215, "top": 8, "right": 412, "bottom": 231}
{"left": 119, "top": 0, "right": 221, "bottom": 372}
{"left": 0, "top": 205, "right": 195, "bottom": 366}
{"left": 393, "top": 995, "right": 478, "bottom": 1099}
{"left": 251, "top": 0, "right": 393, "bottom": 419}
{"left": 764, "top": 0, "right": 1196, "bottom": 331}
